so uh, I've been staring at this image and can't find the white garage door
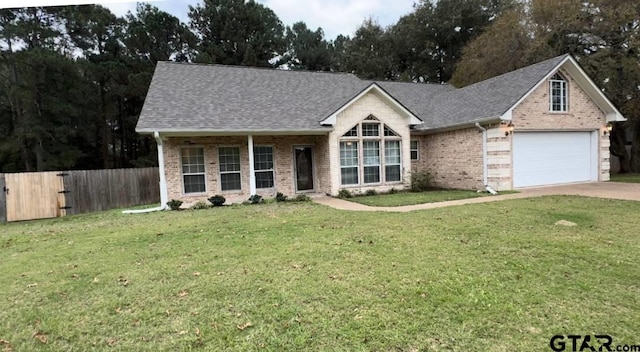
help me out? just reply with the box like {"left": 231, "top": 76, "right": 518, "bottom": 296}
{"left": 513, "top": 132, "right": 596, "bottom": 188}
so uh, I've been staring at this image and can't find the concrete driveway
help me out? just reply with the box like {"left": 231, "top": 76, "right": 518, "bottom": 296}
{"left": 313, "top": 182, "right": 640, "bottom": 212}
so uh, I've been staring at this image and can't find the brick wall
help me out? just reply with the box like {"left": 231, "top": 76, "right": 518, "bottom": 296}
{"left": 328, "top": 91, "right": 412, "bottom": 195}
{"left": 412, "top": 127, "right": 484, "bottom": 190}
{"left": 163, "top": 135, "right": 330, "bottom": 204}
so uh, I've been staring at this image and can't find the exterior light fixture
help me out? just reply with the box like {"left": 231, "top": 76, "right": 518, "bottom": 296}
{"left": 604, "top": 123, "right": 613, "bottom": 135}
{"left": 505, "top": 121, "right": 515, "bottom": 136}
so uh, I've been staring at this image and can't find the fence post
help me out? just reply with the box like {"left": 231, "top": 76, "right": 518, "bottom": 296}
{"left": 0, "top": 174, "right": 6, "bottom": 223}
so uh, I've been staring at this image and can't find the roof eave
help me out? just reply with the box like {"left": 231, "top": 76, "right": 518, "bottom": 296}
{"left": 136, "top": 128, "right": 334, "bottom": 136}
{"left": 411, "top": 116, "right": 501, "bottom": 135}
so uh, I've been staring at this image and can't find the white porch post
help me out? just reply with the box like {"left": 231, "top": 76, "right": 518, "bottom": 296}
{"left": 248, "top": 135, "right": 256, "bottom": 195}
{"left": 154, "top": 132, "right": 169, "bottom": 207}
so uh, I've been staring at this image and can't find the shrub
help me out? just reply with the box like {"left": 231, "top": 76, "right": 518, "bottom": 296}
{"left": 275, "top": 192, "right": 288, "bottom": 202}
{"left": 248, "top": 194, "right": 263, "bottom": 204}
{"left": 365, "top": 189, "right": 377, "bottom": 196}
{"left": 166, "top": 199, "right": 183, "bottom": 211}
{"left": 411, "top": 169, "right": 434, "bottom": 192}
{"left": 191, "top": 201, "right": 210, "bottom": 210}
{"left": 208, "top": 195, "right": 226, "bottom": 207}
{"left": 338, "top": 189, "right": 353, "bottom": 199}
{"left": 293, "top": 194, "right": 311, "bottom": 202}
{"left": 388, "top": 187, "right": 399, "bottom": 194}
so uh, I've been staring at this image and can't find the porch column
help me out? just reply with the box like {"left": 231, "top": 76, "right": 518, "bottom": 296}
{"left": 248, "top": 135, "right": 256, "bottom": 195}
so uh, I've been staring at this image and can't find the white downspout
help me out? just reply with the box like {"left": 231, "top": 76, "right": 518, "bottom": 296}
{"left": 248, "top": 135, "right": 256, "bottom": 195}
{"left": 123, "top": 131, "right": 168, "bottom": 214}
{"left": 474, "top": 123, "right": 490, "bottom": 189}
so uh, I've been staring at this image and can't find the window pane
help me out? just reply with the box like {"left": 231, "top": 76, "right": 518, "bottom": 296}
{"left": 254, "top": 146, "right": 273, "bottom": 171}
{"left": 363, "top": 166, "right": 380, "bottom": 183}
{"left": 384, "top": 125, "right": 398, "bottom": 137}
{"left": 362, "top": 123, "right": 379, "bottom": 137}
{"left": 220, "top": 173, "right": 241, "bottom": 191}
{"left": 341, "top": 167, "right": 358, "bottom": 185}
{"left": 255, "top": 170, "right": 274, "bottom": 188}
{"left": 219, "top": 147, "right": 240, "bottom": 172}
{"left": 340, "top": 142, "right": 358, "bottom": 167}
{"left": 183, "top": 174, "right": 205, "bottom": 193}
{"left": 385, "top": 165, "right": 401, "bottom": 182}
{"left": 385, "top": 140, "right": 401, "bottom": 164}
{"left": 343, "top": 125, "right": 358, "bottom": 137}
{"left": 411, "top": 151, "right": 418, "bottom": 160}
{"left": 363, "top": 141, "right": 380, "bottom": 166}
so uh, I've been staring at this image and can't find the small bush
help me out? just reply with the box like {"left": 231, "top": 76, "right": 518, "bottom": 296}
{"left": 388, "top": 187, "right": 399, "bottom": 194}
{"left": 411, "top": 169, "right": 434, "bottom": 192}
{"left": 191, "top": 201, "right": 210, "bottom": 210}
{"left": 248, "top": 194, "right": 263, "bottom": 204}
{"left": 208, "top": 195, "right": 226, "bottom": 207}
{"left": 166, "top": 199, "right": 183, "bottom": 211}
{"left": 293, "top": 194, "right": 311, "bottom": 202}
{"left": 338, "top": 189, "right": 353, "bottom": 199}
{"left": 276, "top": 192, "right": 288, "bottom": 202}
{"left": 365, "top": 189, "right": 377, "bottom": 196}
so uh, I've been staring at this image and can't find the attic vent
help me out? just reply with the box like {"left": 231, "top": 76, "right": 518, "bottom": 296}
{"left": 365, "top": 115, "right": 379, "bottom": 121}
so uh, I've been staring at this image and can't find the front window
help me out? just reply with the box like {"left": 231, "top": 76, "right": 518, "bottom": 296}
{"left": 363, "top": 141, "right": 381, "bottom": 183}
{"left": 339, "top": 117, "right": 402, "bottom": 186}
{"left": 219, "top": 147, "right": 241, "bottom": 191}
{"left": 340, "top": 141, "right": 359, "bottom": 185}
{"left": 385, "top": 140, "right": 401, "bottom": 182}
{"left": 254, "top": 146, "right": 274, "bottom": 189}
{"left": 181, "top": 147, "right": 206, "bottom": 194}
{"left": 410, "top": 140, "right": 419, "bottom": 161}
{"left": 550, "top": 73, "right": 568, "bottom": 112}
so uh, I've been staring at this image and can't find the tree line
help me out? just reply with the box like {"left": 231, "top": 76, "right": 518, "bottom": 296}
{"left": 0, "top": 0, "right": 638, "bottom": 173}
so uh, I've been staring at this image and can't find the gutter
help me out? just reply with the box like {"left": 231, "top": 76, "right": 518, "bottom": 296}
{"left": 123, "top": 131, "right": 168, "bottom": 214}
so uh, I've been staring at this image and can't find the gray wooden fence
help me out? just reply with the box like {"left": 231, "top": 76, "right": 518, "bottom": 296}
{"left": 0, "top": 168, "right": 159, "bottom": 222}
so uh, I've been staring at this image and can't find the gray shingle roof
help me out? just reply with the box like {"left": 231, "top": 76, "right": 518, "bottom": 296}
{"left": 137, "top": 54, "right": 569, "bottom": 133}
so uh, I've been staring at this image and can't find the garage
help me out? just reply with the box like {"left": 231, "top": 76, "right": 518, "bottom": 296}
{"left": 513, "top": 131, "right": 597, "bottom": 188}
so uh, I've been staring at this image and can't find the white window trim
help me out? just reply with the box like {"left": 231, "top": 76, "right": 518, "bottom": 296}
{"left": 410, "top": 140, "right": 419, "bottom": 161}
{"left": 549, "top": 74, "right": 568, "bottom": 113}
{"left": 180, "top": 146, "right": 207, "bottom": 195}
{"left": 254, "top": 145, "right": 275, "bottom": 189}
{"left": 218, "top": 145, "right": 243, "bottom": 193}
{"left": 340, "top": 140, "right": 360, "bottom": 185}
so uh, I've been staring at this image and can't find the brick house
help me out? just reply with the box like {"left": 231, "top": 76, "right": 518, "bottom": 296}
{"left": 136, "top": 54, "right": 625, "bottom": 205}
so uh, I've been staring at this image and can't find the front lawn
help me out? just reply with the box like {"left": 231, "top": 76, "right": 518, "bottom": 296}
{"left": 1, "top": 197, "right": 639, "bottom": 351}
{"left": 611, "top": 173, "right": 640, "bottom": 183}
{"left": 346, "top": 189, "right": 506, "bottom": 207}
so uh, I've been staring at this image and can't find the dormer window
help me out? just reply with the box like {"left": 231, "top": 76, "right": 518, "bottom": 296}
{"left": 550, "top": 73, "right": 568, "bottom": 112}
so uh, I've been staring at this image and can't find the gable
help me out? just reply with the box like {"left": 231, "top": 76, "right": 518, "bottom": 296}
{"left": 502, "top": 56, "right": 625, "bottom": 122}
{"left": 320, "top": 84, "right": 422, "bottom": 127}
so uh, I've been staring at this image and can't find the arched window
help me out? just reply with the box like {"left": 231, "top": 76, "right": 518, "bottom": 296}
{"left": 550, "top": 73, "right": 568, "bottom": 112}
{"left": 339, "top": 115, "right": 402, "bottom": 186}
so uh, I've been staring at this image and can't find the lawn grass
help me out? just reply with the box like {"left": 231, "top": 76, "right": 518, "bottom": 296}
{"left": 1, "top": 197, "right": 639, "bottom": 351}
{"left": 346, "top": 189, "right": 513, "bottom": 207}
{"left": 611, "top": 173, "right": 640, "bottom": 183}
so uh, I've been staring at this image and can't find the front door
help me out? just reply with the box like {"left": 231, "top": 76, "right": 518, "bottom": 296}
{"left": 294, "top": 147, "right": 314, "bottom": 191}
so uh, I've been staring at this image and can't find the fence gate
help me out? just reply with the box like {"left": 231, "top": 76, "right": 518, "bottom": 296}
{"left": 4, "top": 172, "right": 66, "bottom": 222}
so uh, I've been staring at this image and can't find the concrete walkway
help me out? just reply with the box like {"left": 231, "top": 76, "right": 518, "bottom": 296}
{"left": 313, "top": 182, "right": 640, "bottom": 212}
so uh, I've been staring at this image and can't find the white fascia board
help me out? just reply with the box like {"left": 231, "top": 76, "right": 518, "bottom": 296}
{"left": 320, "top": 83, "right": 422, "bottom": 126}
{"left": 136, "top": 128, "right": 333, "bottom": 136}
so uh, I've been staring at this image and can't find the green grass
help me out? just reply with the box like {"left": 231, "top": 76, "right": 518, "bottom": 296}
{"left": 346, "top": 190, "right": 514, "bottom": 207}
{"left": 611, "top": 173, "right": 640, "bottom": 183}
{"left": 1, "top": 197, "right": 639, "bottom": 351}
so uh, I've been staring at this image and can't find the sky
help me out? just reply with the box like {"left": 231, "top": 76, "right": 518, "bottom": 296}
{"left": 2, "top": 0, "right": 417, "bottom": 40}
